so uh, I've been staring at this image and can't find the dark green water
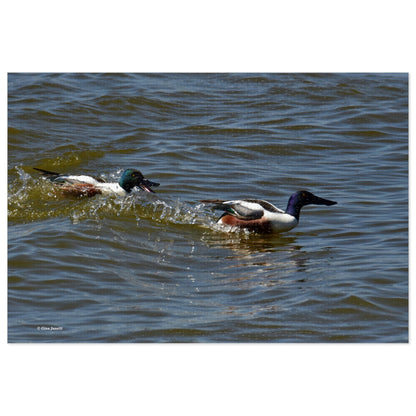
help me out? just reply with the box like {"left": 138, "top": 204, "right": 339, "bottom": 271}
{"left": 8, "top": 73, "right": 408, "bottom": 342}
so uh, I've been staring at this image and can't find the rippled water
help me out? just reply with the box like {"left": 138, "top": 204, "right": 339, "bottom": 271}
{"left": 8, "top": 73, "right": 408, "bottom": 342}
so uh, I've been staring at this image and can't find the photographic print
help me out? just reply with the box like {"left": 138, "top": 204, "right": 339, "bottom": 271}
{"left": 8, "top": 73, "right": 408, "bottom": 342}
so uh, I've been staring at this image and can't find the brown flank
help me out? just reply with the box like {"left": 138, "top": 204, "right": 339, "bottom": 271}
{"left": 220, "top": 214, "right": 273, "bottom": 233}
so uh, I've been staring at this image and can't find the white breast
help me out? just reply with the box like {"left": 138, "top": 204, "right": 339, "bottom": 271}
{"left": 96, "top": 182, "right": 127, "bottom": 195}
{"left": 265, "top": 211, "right": 299, "bottom": 232}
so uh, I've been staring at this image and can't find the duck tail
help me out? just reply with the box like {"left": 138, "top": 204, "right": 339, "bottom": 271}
{"left": 33, "top": 167, "right": 62, "bottom": 179}
{"left": 200, "top": 199, "right": 227, "bottom": 210}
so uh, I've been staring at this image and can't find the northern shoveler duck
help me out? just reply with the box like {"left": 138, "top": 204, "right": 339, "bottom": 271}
{"left": 33, "top": 167, "right": 160, "bottom": 197}
{"left": 201, "top": 191, "right": 337, "bottom": 233}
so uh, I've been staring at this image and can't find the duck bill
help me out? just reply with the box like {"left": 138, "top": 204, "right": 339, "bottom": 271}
{"left": 313, "top": 195, "right": 337, "bottom": 206}
{"left": 139, "top": 179, "right": 160, "bottom": 193}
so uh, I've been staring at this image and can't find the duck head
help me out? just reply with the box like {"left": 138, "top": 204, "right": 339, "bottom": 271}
{"left": 286, "top": 190, "right": 337, "bottom": 220}
{"left": 119, "top": 169, "right": 160, "bottom": 193}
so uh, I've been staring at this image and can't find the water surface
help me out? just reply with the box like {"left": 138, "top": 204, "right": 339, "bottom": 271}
{"left": 8, "top": 73, "right": 408, "bottom": 342}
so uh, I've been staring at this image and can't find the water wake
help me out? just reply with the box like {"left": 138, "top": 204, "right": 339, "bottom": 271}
{"left": 8, "top": 166, "right": 218, "bottom": 230}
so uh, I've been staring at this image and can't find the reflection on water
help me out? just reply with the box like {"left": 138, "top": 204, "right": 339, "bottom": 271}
{"left": 202, "top": 229, "right": 299, "bottom": 254}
